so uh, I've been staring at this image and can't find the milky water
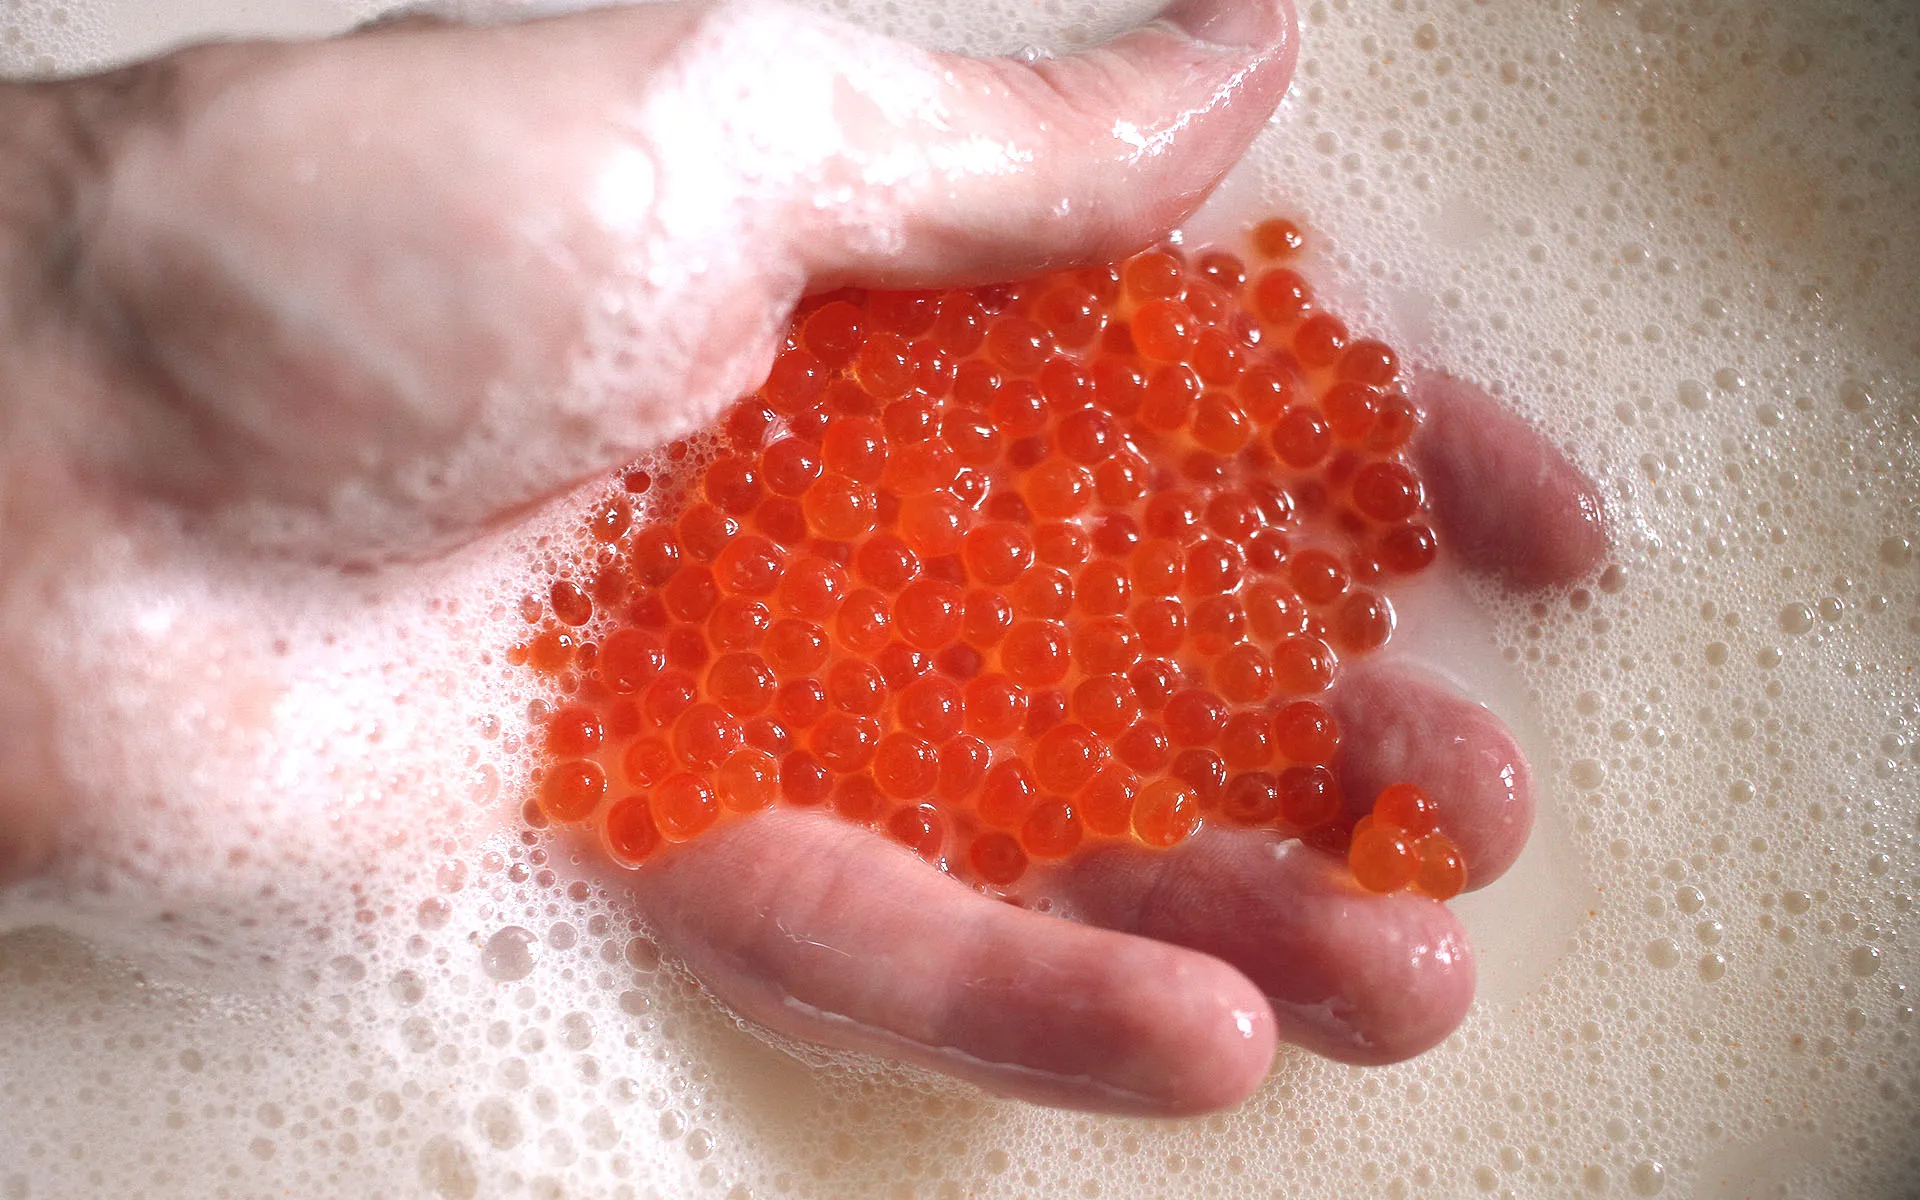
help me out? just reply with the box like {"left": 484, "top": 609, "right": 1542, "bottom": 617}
{"left": 2, "top": 0, "right": 1916, "bottom": 1197}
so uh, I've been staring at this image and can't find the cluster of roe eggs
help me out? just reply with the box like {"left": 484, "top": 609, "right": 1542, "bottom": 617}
{"left": 511, "top": 218, "right": 1466, "bottom": 901}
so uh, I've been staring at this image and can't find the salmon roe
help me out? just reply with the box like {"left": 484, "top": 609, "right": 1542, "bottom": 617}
{"left": 515, "top": 219, "right": 1460, "bottom": 900}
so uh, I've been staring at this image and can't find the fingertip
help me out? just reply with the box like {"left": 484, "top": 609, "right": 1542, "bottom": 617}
{"left": 1414, "top": 372, "right": 1611, "bottom": 591}
{"left": 1159, "top": 0, "right": 1295, "bottom": 56}
{"left": 1058, "top": 836, "right": 1477, "bottom": 1070}
{"left": 971, "top": 932, "right": 1277, "bottom": 1115}
{"left": 1102, "top": 948, "right": 1277, "bottom": 1115}
{"left": 916, "top": 907, "right": 1280, "bottom": 1115}
{"left": 621, "top": 811, "right": 1276, "bottom": 1116}
{"left": 1330, "top": 667, "right": 1534, "bottom": 889}
{"left": 802, "top": 0, "right": 1296, "bottom": 289}
{"left": 1266, "top": 859, "right": 1476, "bottom": 1065}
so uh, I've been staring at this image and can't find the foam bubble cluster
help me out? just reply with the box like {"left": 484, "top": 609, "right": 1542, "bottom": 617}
{"left": 1, "top": 0, "right": 1916, "bottom": 1197}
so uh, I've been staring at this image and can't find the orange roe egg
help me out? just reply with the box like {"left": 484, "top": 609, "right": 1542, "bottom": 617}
{"left": 978, "top": 760, "right": 1039, "bottom": 829}
{"left": 898, "top": 491, "right": 968, "bottom": 555}
{"left": 1078, "top": 767, "right": 1139, "bottom": 836}
{"left": 1333, "top": 590, "right": 1396, "bottom": 654}
{"left": 1025, "top": 459, "right": 1094, "bottom": 520}
{"left": 678, "top": 505, "right": 737, "bottom": 562}
{"left": 937, "top": 736, "right": 989, "bottom": 804}
{"left": 714, "top": 748, "right": 778, "bottom": 812}
{"left": 1252, "top": 218, "right": 1305, "bottom": 259}
{"left": 1278, "top": 764, "right": 1340, "bottom": 828}
{"left": 811, "top": 712, "right": 881, "bottom": 773}
{"left": 969, "top": 831, "right": 1028, "bottom": 885}
{"left": 1214, "top": 643, "right": 1275, "bottom": 704}
{"left": 1289, "top": 548, "right": 1351, "bottom": 605}
{"left": 965, "top": 674, "right": 1029, "bottom": 739}
{"left": 964, "top": 523, "right": 1035, "bottom": 584}
{"left": 1115, "top": 721, "right": 1173, "bottom": 774}
{"left": 1033, "top": 722, "right": 1106, "bottom": 794}
{"left": 832, "top": 773, "right": 887, "bottom": 824}
{"left": 781, "top": 752, "right": 832, "bottom": 806}
{"left": 673, "top": 703, "right": 743, "bottom": 769}
{"left": 1271, "top": 635, "right": 1338, "bottom": 693}
{"left": 653, "top": 773, "right": 720, "bottom": 841}
{"left": 601, "top": 795, "right": 662, "bottom": 865}
{"left": 1273, "top": 700, "right": 1340, "bottom": 763}
{"left": 835, "top": 590, "right": 892, "bottom": 655}
{"left": 887, "top": 803, "right": 945, "bottom": 861}
{"left": 1075, "top": 561, "right": 1132, "bottom": 616}
{"left": 1000, "top": 620, "right": 1072, "bottom": 687}
{"left": 763, "top": 619, "right": 830, "bottom": 675}
{"left": 1131, "top": 779, "right": 1201, "bottom": 848}
{"left": 549, "top": 579, "right": 594, "bottom": 627}
{"left": 540, "top": 760, "right": 606, "bottom": 823}
{"left": 1368, "top": 391, "right": 1421, "bottom": 453}
{"left": 1220, "top": 771, "right": 1281, "bottom": 825}
{"left": 803, "top": 475, "right": 878, "bottom": 540}
{"left": 1163, "top": 688, "right": 1228, "bottom": 747}
{"left": 1191, "top": 394, "right": 1253, "bottom": 454}
{"left": 804, "top": 299, "right": 866, "bottom": 368}
{"left": 1351, "top": 460, "right": 1422, "bottom": 523}
{"left": 1021, "top": 800, "right": 1084, "bottom": 860}
{"left": 874, "top": 733, "right": 940, "bottom": 799}
{"left": 714, "top": 536, "right": 784, "bottom": 596}
{"left": 1133, "top": 300, "right": 1195, "bottom": 362}
{"left": 1293, "top": 313, "right": 1348, "bottom": 369}
{"left": 1372, "top": 781, "right": 1439, "bottom": 837}
{"left": 1413, "top": 832, "right": 1468, "bottom": 899}
{"left": 1378, "top": 522, "right": 1440, "bottom": 574}
{"left": 1036, "top": 285, "right": 1104, "bottom": 347}
{"left": 1075, "top": 615, "right": 1143, "bottom": 674}
{"left": 712, "top": 603, "right": 772, "bottom": 657}
{"left": 1071, "top": 675, "right": 1141, "bottom": 737}
{"left": 1252, "top": 268, "right": 1312, "bottom": 325}
{"left": 1272, "top": 407, "right": 1331, "bottom": 468}
{"left": 546, "top": 707, "right": 603, "bottom": 757}
{"left": 1348, "top": 823, "right": 1420, "bottom": 893}
{"left": 623, "top": 738, "right": 673, "bottom": 788}
{"left": 1321, "top": 382, "right": 1379, "bottom": 443}
{"left": 1219, "top": 711, "right": 1275, "bottom": 770}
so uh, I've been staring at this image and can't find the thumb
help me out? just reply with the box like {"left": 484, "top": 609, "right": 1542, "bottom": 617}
{"left": 56, "top": 0, "right": 1293, "bottom": 557}
{"left": 784, "top": 0, "right": 1297, "bottom": 287}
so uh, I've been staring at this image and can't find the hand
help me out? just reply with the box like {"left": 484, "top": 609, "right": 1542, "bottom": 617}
{"left": 0, "top": 0, "right": 1605, "bottom": 1116}
{"left": 0, "top": 0, "right": 1293, "bottom": 873}
{"left": 622, "top": 373, "right": 1606, "bottom": 1113}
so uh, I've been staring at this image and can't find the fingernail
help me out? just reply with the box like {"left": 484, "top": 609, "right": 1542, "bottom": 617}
{"left": 1158, "top": 0, "right": 1285, "bottom": 49}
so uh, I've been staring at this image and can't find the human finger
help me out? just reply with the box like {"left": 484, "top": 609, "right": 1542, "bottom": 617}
{"left": 793, "top": 0, "right": 1298, "bottom": 288}
{"left": 1412, "top": 372, "right": 1610, "bottom": 590}
{"left": 610, "top": 807, "right": 1278, "bottom": 1116}
{"left": 56, "top": 0, "right": 1293, "bottom": 554}
{"left": 1051, "top": 829, "right": 1474, "bottom": 1065}
{"left": 1328, "top": 664, "right": 1533, "bottom": 889}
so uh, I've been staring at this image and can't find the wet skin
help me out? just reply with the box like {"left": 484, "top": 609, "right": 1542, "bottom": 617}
{"left": 0, "top": 0, "right": 1606, "bottom": 1114}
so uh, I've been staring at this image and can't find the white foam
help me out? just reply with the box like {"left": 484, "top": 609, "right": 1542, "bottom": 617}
{"left": 2, "top": 0, "right": 1917, "bottom": 1196}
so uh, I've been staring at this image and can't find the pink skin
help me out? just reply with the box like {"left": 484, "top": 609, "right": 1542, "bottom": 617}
{"left": 0, "top": 0, "right": 1606, "bottom": 1115}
